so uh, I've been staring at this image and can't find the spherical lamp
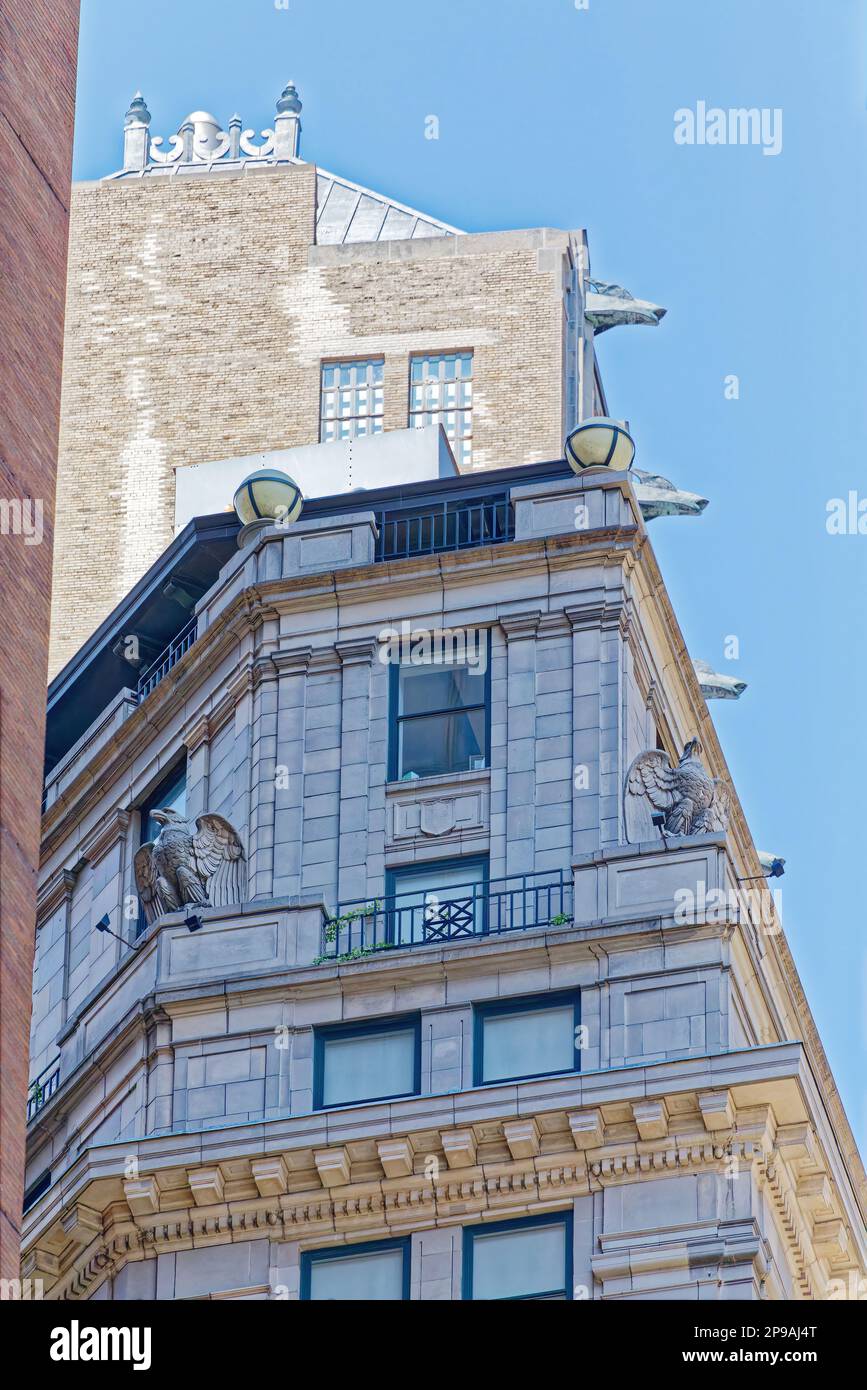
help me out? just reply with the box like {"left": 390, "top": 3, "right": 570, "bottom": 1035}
{"left": 565, "top": 417, "right": 635, "bottom": 474}
{"left": 233, "top": 469, "right": 304, "bottom": 529}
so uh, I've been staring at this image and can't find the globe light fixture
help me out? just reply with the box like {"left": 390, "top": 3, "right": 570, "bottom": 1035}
{"left": 565, "top": 417, "right": 635, "bottom": 473}
{"left": 233, "top": 469, "right": 304, "bottom": 544}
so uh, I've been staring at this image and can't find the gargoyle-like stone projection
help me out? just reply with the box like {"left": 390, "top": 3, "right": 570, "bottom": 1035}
{"left": 134, "top": 811, "right": 247, "bottom": 927}
{"left": 630, "top": 469, "right": 709, "bottom": 520}
{"left": 624, "top": 738, "right": 730, "bottom": 843}
{"left": 584, "top": 281, "right": 667, "bottom": 333}
{"left": 693, "top": 658, "right": 747, "bottom": 701}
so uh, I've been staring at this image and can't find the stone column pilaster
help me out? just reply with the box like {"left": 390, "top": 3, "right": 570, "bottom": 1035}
{"left": 336, "top": 639, "right": 379, "bottom": 905}
{"left": 565, "top": 595, "right": 628, "bottom": 856}
{"left": 499, "top": 612, "right": 541, "bottom": 879}
{"left": 271, "top": 648, "right": 311, "bottom": 900}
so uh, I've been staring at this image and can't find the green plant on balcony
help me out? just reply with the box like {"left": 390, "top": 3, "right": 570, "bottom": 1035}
{"left": 549, "top": 912, "right": 573, "bottom": 926}
{"left": 313, "top": 940, "right": 396, "bottom": 966}
{"left": 322, "top": 899, "right": 382, "bottom": 944}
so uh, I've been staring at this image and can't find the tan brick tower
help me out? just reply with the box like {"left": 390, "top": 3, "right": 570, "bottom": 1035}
{"left": 49, "top": 82, "right": 667, "bottom": 675}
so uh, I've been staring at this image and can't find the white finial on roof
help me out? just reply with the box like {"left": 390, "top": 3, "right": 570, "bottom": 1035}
{"left": 123, "top": 92, "right": 152, "bottom": 171}
{"left": 273, "top": 81, "right": 302, "bottom": 160}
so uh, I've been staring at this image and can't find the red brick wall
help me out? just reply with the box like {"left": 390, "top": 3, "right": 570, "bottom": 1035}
{"left": 0, "top": 0, "right": 79, "bottom": 1278}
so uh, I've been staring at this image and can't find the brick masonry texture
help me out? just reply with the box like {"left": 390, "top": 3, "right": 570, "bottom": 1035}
{"left": 50, "top": 163, "right": 581, "bottom": 673}
{"left": 0, "top": 0, "right": 79, "bottom": 1279}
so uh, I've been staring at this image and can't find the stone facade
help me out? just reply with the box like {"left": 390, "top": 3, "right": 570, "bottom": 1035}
{"left": 23, "top": 468, "right": 867, "bottom": 1299}
{"left": 0, "top": 0, "right": 78, "bottom": 1282}
{"left": 51, "top": 154, "right": 597, "bottom": 674}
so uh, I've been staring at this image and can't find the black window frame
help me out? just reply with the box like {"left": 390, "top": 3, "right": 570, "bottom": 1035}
{"left": 473, "top": 989, "right": 582, "bottom": 1087}
{"left": 313, "top": 1013, "right": 422, "bottom": 1111}
{"left": 300, "top": 1236, "right": 411, "bottom": 1301}
{"left": 135, "top": 757, "right": 188, "bottom": 936}
{"left": 387, "top": 632, "right": 491, "bottom": 782}
{"left": 462, "top": 1210, "right": 574, "bottom": 1301}
{"left": 22, "top": 1169, "right": 51, "bottom": 1215}
{"left": 138, "top": 759, "right": 188, "bottom": 849}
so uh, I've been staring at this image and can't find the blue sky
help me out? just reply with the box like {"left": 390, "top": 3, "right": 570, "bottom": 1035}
{"left": 74, "top": 0, "right": 867, "bottom": 1151}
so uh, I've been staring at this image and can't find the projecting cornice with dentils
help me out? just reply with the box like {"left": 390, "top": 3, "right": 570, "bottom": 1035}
{"left": 21, "top": 1052, "right": 867, "bottom": 1301}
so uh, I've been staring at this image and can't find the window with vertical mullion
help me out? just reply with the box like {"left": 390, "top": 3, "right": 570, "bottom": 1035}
{"left": 389, "top": 643, "right": 489, "bottom": 780}
{"left": 321, "top": 358, "right": 384, "bottom": 442}
{"left": 409, "top": 352, "right": 473, "bottom": 466}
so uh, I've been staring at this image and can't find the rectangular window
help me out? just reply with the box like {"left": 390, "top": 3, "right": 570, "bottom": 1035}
{"left": 320, "top": 358, "right": 384, "bottom": 442}
{"left": 387, "top": 857, "right": 488, "bottom": 944}
{"left": 463, "top": 1213, "right": 573, "bottom": 1300}
{"left": 314, "top": 1016, "right": 420, "bottom": 1109}
{"left": 139, "top": 761, "right": 187, "bottom": 850}
{"left": 301, "top": 1239, "right": 410, "bottom": 1301}
{"left": 409, "top": 352, "right": 473, "bottom": 467}
{"left": 474, "top": 992, "right": 580, "bottom": 1085}
{"left": 22, "top": 1170, "right": 51, "bottom": 1215}
{"left": 389, "top": 642, "right": 489, "bottom": 781}
{"left": 136, "top": 760, "right": 188, "bottom": 936}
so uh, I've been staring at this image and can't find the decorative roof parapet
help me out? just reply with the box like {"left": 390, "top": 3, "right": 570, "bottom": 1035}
{"left": 110, "top": 83, "right": 461, "bottom": 244}
{"left": 121, "top": 81, "right": 303, "bottom": 175}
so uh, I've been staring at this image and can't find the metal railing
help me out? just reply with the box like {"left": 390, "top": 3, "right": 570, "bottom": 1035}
{"left": 375, "top": 497, "right": 513, "bottom": 562}
{"left": 27, "top": 1058, "right": 60, "bottom": 1121}
{"left": 137, "top": 616, "right": 198, "bottom": 701}
{"left": 322, "top": 869, "right": 572, "bottom": 959}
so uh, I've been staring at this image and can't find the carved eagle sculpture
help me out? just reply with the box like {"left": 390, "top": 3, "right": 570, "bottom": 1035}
{"left": 134, "top": 809, "right": 247, "bottom": 927}
{"left": 624, "top": 738, "right": 730, "bottom": 844}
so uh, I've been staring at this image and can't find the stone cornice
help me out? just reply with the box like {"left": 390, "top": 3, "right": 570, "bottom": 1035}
{"left": 181, "top": 714, "right": 211, "bottom": 755}
{"left": 499, "top": 610, "right": 542, "bottom": 641}
{"left": 36, "top": 867, "right": 76, "bottom": 924}
{"left": 564, "top": 597, "right": 629, "bottom": 635}
{"left": 335, "top": 638, "right": 379, "bottom": 666}
{"left": 29, "top": 1077, "right": 859, "bottom": 1301}
{"left": 77, "top": 808, "right": 130, "bottom": 869}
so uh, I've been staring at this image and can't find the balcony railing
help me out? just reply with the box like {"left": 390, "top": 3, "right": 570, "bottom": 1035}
{"left": 27, "top": 1057, "right": 60, "bottom": 1121}
{"left": 137, "top": 616, "right": 198, "bottom": 701}
{"left": 375, "top": 496, "right": 513, "bottom": 562}
{"left": 321, "top": 869, "right": 573, "bottom": 960}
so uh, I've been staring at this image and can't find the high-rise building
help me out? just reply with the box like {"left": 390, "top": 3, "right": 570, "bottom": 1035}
{"left": 25, "top": 444, "right": 867, "bottom": 1300}
{"left": 23, "top": 86, "right": 865, "bottom": 1301}
{"left": 49, "top": 83, "right": 665, "bottom": 675}
{"left": 0, "top": 0, "right": 79, "bottom": 1283}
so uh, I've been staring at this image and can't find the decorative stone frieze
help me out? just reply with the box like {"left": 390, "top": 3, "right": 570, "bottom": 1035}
{"left": 387, "top": 770, "right": 489, "bottom": 851}
{"left": 22, "top": 1087, "right": 862, "bottom": 1301}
